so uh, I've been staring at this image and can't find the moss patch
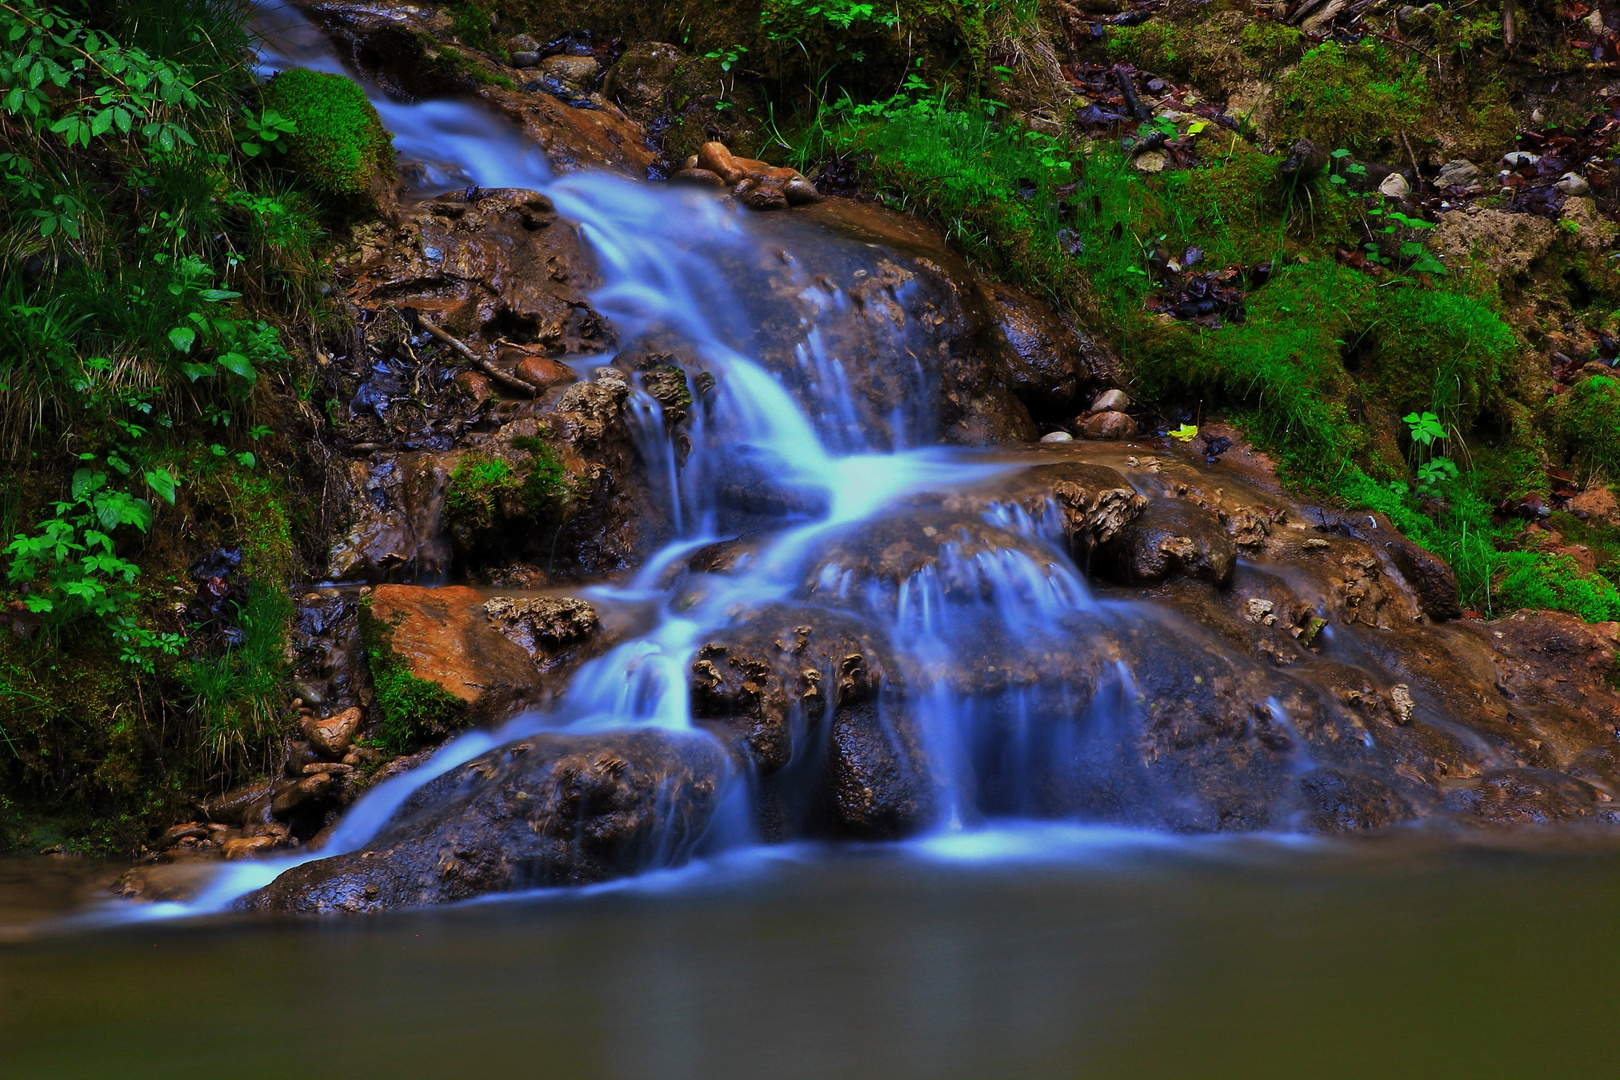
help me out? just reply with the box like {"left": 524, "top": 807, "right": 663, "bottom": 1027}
{"left": 263, "top": 68, "right": 394, "bottom": 203}
{"left": 1557, "top": 375, "right": 1620, "bottom": 479}
{"left": 358, "top": 601, "right": 466, "bottom": 753}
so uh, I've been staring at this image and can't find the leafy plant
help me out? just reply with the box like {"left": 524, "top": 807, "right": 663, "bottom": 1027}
{"left": 1403, "top": 411, "right": 1447, "bottom": 448}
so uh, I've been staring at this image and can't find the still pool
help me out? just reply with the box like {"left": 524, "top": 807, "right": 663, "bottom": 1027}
{"left": 2, "top": 828, "right": 1617, "bottom": 1078}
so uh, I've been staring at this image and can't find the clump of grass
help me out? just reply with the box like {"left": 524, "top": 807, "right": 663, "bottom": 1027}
{"left": 1272, "top": 41, "right": 1430, "bottom": 157}
{"left": 263, "top": 68, "right": 394, "bottom": 203}
{"left": 178, "top": 584, "right": 293, "bottom": 779}
{"left": 1556, "top": 375, "right": 1620, "bottom": 479}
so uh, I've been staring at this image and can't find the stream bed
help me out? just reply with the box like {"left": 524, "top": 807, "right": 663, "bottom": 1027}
{"left": 3, "top": 833, "right": 1620, "bottom": 1077}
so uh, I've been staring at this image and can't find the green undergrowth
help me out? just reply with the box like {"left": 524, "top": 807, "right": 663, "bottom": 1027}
{"left": 797, "top": 84, "right": 1617, "bottom": 621}
{"left": 0, "top": 0, "right": 346, "bottom": 849}
{"left": 358, "top": 600, "right": 466, "bottom": 754}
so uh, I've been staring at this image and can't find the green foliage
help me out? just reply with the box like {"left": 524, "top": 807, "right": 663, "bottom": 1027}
{"left": 1556, "top": 375, "right": 1620, "bottom": 479}
{"left": 448, "top": 1, "right": 498, "bottom": 51}
{"left": 359, "top": 602, "right": 465, "bottom": 753}
{"left": 177, "top": 583, "right": 293, "bottom": 778}
{"left": 262, "top": 67, "right": 392, "bottom": 202}
{"left": 1495, "top": 551, "right": 1620, "bottom": 622}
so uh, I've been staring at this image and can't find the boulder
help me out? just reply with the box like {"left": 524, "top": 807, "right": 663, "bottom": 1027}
{"left": 690, "top": 605, "right": 934, "bottom": 839}
{"left": 985, "top": 281, "right": 1083, "bottom": 416}
{"left": 602, "top": 42, "right": 683, "bottom": 115}
{"left": 304, "top": 707, "right": 363, "bottom": 759}
{"left": 363, "top": 584, "right": 547, "bottom": 721}
{"left": 1078, "top": 410, "right": 1137, "bottom": 440}
{"left": 1106, "top": 499, "right": 1236, "bottom": 586}
{"left": 241, "top": 729, "right": 732, "bottom": 912}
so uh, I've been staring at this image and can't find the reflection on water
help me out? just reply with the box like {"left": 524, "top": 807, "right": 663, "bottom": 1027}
{"left": 2, "top": 835, "right": 1619, "bottom": 1078}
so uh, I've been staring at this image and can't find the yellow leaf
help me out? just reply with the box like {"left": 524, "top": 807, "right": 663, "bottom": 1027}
{"left": 1169, "top": 423, "right": 1199, "bottom": 442}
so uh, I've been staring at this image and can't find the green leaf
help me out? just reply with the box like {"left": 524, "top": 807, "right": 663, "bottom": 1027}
{"left": 216, "top": 352, "right": 256, "bottom": 382}
{"left": 179, "top": 361, "right": 216, "bottom": 381}
{"left": 144, "top": 468, "right": 178, "bottom": 504}
{"left": 167, "top": 326, "right": 196, "bottom": 353}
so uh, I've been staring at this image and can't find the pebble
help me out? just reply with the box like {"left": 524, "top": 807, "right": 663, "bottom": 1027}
{"left": 1079, "top": 410, "right": 1138, "bottom": 440}
{"left": 223, "top": 836, "right": 277, "bottom": 860}
{"left": 510, "top": 51, "right": 540, "bottom": 69}
{"left": 1089, "top": 388, "right": 1131, "bottom": 414}
{"left": 1502, "top": 151, "right": 1540, "bottom": 167}
{"left": 1040, "top": 430, "right": 1074, "bottom": 443}
{"left": 1131, "top": 150, "right": 1167, "bottom": 174}
{"left": 1434, "top": 160, "right": 1479, "bottom": 188}
{"left": 1555, "top": 172, "right": 1591, "bottom": 196}
{"left": 1379, "top": 172, "right": 1410, "bottom": 198}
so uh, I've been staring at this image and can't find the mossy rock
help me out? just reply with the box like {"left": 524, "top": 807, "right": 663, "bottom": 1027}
{"left": 263, "top": 67, "right": 394, "bottom": 207}
{"left": 358, "top": 600, "right": 467, "bottom": 753}
{"left": 442, "top": 442, "right": 570, "bottom": 555}
{"left": 1557, "top": 375, "right": 1620, "bottom": 478}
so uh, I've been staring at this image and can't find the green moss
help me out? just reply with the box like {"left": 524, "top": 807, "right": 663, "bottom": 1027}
{"left": 1495, "top": 551, "right": 1620, "bottom": 621}
{"left": 358, "top": 600, "right": 466, "bottom": 753}
{"left": 449, "top": 1, "right": 499, "bottom": 51}
{"left": 263, "top": 67, "right": 393, "bottom": 202}
{"left": 444, "top": 443, "right": 569, "bottom": 552}
{"left": 1557, "top": 375, "right": 1620, "bottom": 478}
{"left": 1272, "top": 42, "right": 1429, "bottom": 157}
{"left": 1239, "top": 20, "right": 1305, "bottom": 68}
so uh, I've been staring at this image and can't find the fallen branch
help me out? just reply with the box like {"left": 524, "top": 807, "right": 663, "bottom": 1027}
{"left": 410, "top": 311, "right": 535, "bottom": 396}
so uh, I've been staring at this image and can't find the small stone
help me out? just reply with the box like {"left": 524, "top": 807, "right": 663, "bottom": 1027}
{"left": 303, "top": 762, "right": 355, "bottom": 776}
{"left": 670, "top": 167, "right": 725, "bottom": 187}
{"left": 1379, "top": 172, "right": 1410, "bottom": 198}
{"left": 1132, "top": 150, "right": 1167, "bottom": 174}
{"left": 1389, "top": 684, "right": 1416, "bottom": 725}
{"left": 160, "top": 823, "right": 209, "bottom": 849}
{"left": 452, "top": 370, "right": 493, "bottom": 405}
{"left": 1434, "top": 160, "right": 1479, "bottom": 188}
{"left": 510, "top": 51, "right": 541, "bottom": 69}
{"left": 1555, "top": 172, "right": 1591, "bottom": 196}
{"left": 1304, "top": 537, "right": 1330, "bottom": 550}
{"left": 741, "top": 181, "right": 789, "bottom": 211}
{"left": 1078, "top": 410, "right": 1138, "bottom": 440}
{"left": 304, "top": 706, "right": 362, "bottom": 758}
{"left": 506, "top": 34, "right": 540, "bottom": 54}
{"left": 271, "top": 772, "right": 334, "bottom": 818}
{"left": 342, "top": 751, "right": 362, "bottom": 766}
{"left": 1502, "top": 151, "right": 1540, "bottom": 168}
{"left": 1089, "top": 388, "right": 1131, "bottom": 413}
{"left": 514, "top": 355, "right": 577, "bottom": 390}
{"left": 222, "top": 836, "right": 277, "bottom": 860}
{"left": 539, "top": 54, "right": 599, "bottom": 87}
{"left": 1245, "top": 598, "right": 1277, "bottom": 625}
{"left": 697, "top": 141, "right": 744, "bottom": 185}
{"left": 1040, "top": 430, "right": 1074, "bottom": 443}
{"left": 784, "top": 178, "right": 821, "bottom": 206}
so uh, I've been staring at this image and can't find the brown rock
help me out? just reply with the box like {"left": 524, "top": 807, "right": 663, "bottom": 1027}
{"left": 1079, "top": 410, "right": 1138, "bottom": 440}
{"left": 304, "top": 706, "right": 362, "bottom": 758}
{"left": 223, "top": 836, "right": 278, "bottom": 861}
{"left": 697, "top": 140, "right": 745, "bottom": 184}
{"left": 452, "top": 370, "right": 493, "bottom": 406}
{"left": 986, "top": 281, "right": 1083, "bottom": 416}
{"left": 670, "top": 167, "right": 725, "bottom": 187}
{"left": 513, "top": 354, "right": 577, "bottom": 391}
{"left": 272, "top": 772, "right": 335, "bottom": 818}
{"left": 784, "top": 178, "right": 821, "bottom": 205}
{"left": 363, "top": 584, "right": 546, "bottom": 722}
{"left": 1382, "top": 537, "right": 1462, "bottom": 621}
{"left": 1109, "top": 499, "right": 1236, "bottom": 586}
{"left": 602, "top": 42, "right": 684, "bottom": 114}
{"left": 741, "top": 181, "right": 789, "bottom": 211}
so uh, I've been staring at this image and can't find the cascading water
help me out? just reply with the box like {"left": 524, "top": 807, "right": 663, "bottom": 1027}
{"left": 145, "top": 3, "right": 1294, "bottom": 919}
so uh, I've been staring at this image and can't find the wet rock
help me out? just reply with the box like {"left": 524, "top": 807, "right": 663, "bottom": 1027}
{"left": 985, "top": 281, "right": 1083, "bottom": 416}
{"left": 223, "top": 836, "right": 279, "bottom": 861}
{"left": 695, "top": 141, "right": 819, "bottom": 210}
{"left": 1107, "top": 499, "right": 1236, "bottom": 586}
{"left": 690, "top": 605, "right": 934, "bottom": 839}
{"left": 202, "top": 780, "right": 275, "bottom": 826}
{"left": 1040, "top": 430, "right": 1073, "bottom": 443}
{"left": 241, "top": 729, "right": 731, "bottom": 912}
{"left": 363, "top": 584, "right": 547, "bottom": 721}
{"left": 1382, "top": 537, "right": 1462, "bottom": 621}
{"left": 452, "top": 370, "right": 494, "bottom": 406}
{"left": 271, "top": 772, "right": 335, "bottom": 819}
{"left": 482, "top": 595, "right": 598, "bottom": 658}
{"left": 1442, "top": 768, "right": 1613, "bottom": 826}
{"left": 539, "top": 54, "right": 598, "bottom": 89}
{"left": 1078, "top": 410, "right": 1137, "bottom": 440}
{"left": 510, "top": 50, "right": 540, "bottom": 68}
{"left": 512, "top": 354, "right": 577, "bottom": 391}
{"left": 325, "top": 452, "right": 457, "bottom": 583}
{"left": 750, "top": 199, "right": 1037, "bottom": 446}
{"left": 671, "top": 167, "right": 725, "bottom": 187}
{"left": 935, "top": 460, "right": 1146, "bottom": 558}
{"left": 345, "top": 190, "right": 607, "bottom": 357}
{"left": 304, "top": 706, "right": 363, "bottom": 759}
{"left": 1298, "top": 769, "right": 1411, "bottom": 832}
{"left": 114, "top": 861, "right": 221, "bottom": 901}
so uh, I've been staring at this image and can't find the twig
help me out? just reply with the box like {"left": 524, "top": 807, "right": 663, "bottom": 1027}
{"left": 411, "top": 312, "right": 534, "bottom": 397}
{"left": 1399, "top": 130, "right": 1423, "bottom": 192}
{"left": 1502, "top": 0, "right": 1517, "bottom": 54}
